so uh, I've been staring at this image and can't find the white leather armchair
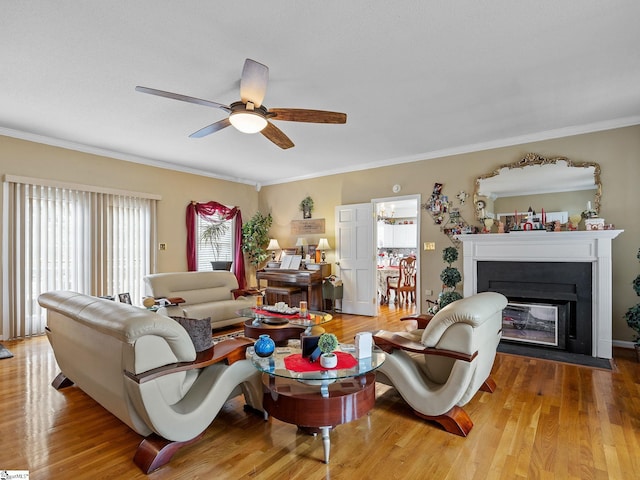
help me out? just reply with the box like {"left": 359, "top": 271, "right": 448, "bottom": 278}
{"left": 373, "top": 292, "right": 507, "bottom": 436}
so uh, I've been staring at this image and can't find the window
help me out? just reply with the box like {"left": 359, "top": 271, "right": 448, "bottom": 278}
{"left": 196, "top": 213, "right": 234, "bottom": 271}
{"left": 3, "top": 177, "right": 158, "bottom": 339}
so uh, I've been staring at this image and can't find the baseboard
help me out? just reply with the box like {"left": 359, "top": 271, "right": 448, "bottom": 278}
{"left": 612, "top": 339, "right": 636, "bottom": 349}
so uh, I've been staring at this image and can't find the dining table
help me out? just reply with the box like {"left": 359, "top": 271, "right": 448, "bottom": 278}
{"left": 376, "top": 265, "right": 399, "bottom": 305}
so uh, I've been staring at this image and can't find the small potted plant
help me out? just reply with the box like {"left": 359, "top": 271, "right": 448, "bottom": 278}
{"left": 300, "top": 196, "right": 314, "bottom": 219}
{"left": 317, "top": 332, "right": 339, "bottom": 368}
{"left": 624, "top": 247, "right": 640, "bottom": 362}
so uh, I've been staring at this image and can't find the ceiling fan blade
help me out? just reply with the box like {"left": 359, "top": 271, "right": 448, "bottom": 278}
{"left": 189, "top": 118, "right": 231, "bottom": 138}
{"left": 269, "top": 108, "right": 347, "bottom": 124}
{"left": 240, "top": 59, "right": 269, "bottom": 108}
{"left": 135, "top": 86, "right": 231, "bottom": 112}
{"left": 261, "top": 122, "right": 294, "bottom": 149}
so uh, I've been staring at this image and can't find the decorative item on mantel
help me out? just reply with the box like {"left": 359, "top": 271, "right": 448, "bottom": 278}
{"left": 624, "top": 248, "right": 640, "bottom": 362}
{"left": 583, "top": 201, "right": 607, "bottom": 230}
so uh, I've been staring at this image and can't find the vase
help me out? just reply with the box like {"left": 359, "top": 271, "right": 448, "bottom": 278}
{"left": 320, "top": 352, "right": 338, "bottom": 368}
{"left": 254, "top": 334, "right": 275, "bottom": 358}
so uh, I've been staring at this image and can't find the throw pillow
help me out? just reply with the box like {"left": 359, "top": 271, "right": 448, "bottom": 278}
{"left": 170, "top": 316, "right": 213, "bottom": 352}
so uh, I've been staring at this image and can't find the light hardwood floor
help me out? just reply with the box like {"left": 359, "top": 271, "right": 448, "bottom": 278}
{"left": 1, "top": 303, "right": 639, "bottom": 479}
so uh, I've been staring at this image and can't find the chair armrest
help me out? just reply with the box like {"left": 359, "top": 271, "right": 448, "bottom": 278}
{"left": 372, "top": 330, "right": 477, "bottom": 362}
{"left": 400, "top": 314, "right": 434, "bottom": 329}
{"left": 232, "top": 288, "right": 262, "bottom": 299}
{"left": 125, "top": 337, "right": 254, "bottom": 384}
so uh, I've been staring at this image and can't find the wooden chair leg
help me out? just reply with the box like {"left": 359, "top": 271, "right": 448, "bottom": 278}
{"left": 133, "top": 432, "right": 204, "bottom": 473}
{"left": 414, "top": 405, "right": 474, "bottom": 437}
{"left": 479, "top": 376, "right": 497, "bottom": 393}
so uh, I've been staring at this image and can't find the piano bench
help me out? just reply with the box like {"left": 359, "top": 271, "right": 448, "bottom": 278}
{"left": 265, "top": 286, "right": 304, "bottom": 306}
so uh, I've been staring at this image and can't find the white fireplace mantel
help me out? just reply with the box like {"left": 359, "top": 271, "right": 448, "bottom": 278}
{"left": 455, "top": 230, "right": 624, "bottom": 359}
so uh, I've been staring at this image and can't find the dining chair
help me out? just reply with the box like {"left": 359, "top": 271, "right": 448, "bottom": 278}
{"left": 386, "top": 256, "right": 417, "bottom": 304}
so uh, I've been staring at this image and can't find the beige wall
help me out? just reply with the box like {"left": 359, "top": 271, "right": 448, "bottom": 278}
{"left": 1, "top": 125, "right": 639, "bottom": 343}
{"left": 260, "top": 125, "right": 640, "bottom": 344}
{"left": 0, "top": 136, "right": 259, "bottom": 337}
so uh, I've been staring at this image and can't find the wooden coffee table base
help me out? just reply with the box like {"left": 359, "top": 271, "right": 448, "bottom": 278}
{"left": 243, "top": 320, "right": 307, "bottom": 346}
{"left": 261, "top": 372, "right": 376, "bottom": 463}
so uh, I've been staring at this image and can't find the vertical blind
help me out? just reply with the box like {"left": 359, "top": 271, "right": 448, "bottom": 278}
{"left": 3, "top": 177, "right": 158, "bottom": 339}
{"left": 196, "top": 214, "right": 234, "bottom": 272}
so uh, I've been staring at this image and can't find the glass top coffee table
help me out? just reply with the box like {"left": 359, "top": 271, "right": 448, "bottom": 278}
{"left": 238, "top": 307, "right": 333, "bottom": 346}
{"left": 249, "top": 345, "right": 385, "bottom": 464}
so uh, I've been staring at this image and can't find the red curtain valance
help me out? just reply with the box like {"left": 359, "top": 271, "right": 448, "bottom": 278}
{"left": 186, "top": 201, "right": 246, "bottom": 289}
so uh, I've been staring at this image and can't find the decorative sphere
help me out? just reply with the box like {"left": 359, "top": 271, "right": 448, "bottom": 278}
{"left": 254, "top": 334, "right": 275, "bottom": 358}
{"left": 142, "top": 297, "right": 156, "bottom": 308}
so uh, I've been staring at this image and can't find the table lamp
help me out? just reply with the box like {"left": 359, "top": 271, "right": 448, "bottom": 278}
{"left": 266, "top": 238, "right": 281, "bottom": 261}
{"left": 317, "top": 238, "right": 331, "bottom": 262}
{"left": 295, "top": 237, "right": 307, "bottom": 257}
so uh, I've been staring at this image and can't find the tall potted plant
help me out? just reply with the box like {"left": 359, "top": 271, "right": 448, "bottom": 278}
{"left": 624, "top": 247, "right": 640, "bottom": 361}
{"left": 428, "top": 246, "right": 463, "bottom": 314}
{"left": 241, "top": 212, "right": 273, "bottom": 268}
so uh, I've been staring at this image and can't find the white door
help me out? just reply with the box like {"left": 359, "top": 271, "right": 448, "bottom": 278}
{"left": 335, "top": 203, "right": 376, "bottom": 316}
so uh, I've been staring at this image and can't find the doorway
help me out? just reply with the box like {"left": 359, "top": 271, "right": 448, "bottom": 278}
{"left": 372, "top": 194, "right": 420, "bottom": 314}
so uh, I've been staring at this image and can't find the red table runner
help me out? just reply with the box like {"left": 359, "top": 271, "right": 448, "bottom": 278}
{"left": 284, "top": 352, "right": 357, "bottom": 372}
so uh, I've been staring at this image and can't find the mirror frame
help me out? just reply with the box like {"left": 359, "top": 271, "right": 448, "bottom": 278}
{"left": 474, "top": 152, "right": 602, "bottom": 221}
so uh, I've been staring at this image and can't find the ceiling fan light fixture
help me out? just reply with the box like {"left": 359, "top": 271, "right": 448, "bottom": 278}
{"left": 229, "top": 111, "right": 268, "bottom": 134}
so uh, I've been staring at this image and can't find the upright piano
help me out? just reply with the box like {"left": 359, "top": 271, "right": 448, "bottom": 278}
{"left": 256, "top": 263, "right": 331, "bottom": 311}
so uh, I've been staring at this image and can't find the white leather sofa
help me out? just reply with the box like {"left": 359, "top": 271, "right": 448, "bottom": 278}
{"left": 38, "top": 290, "right": 263, "bottom": 473}
{"left": 143, "top": 271, "right": 256, "bottom": 329}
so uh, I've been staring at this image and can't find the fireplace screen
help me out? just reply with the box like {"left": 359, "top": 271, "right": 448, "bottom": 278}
{"left": 502, "top": 302, "right": 562, "bottom": 347}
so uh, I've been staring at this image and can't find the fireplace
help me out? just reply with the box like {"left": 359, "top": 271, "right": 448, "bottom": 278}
{"left": 502, "top": 302, "right": 568, "bottom": 349}
{"left": 456, "top": 230, "right": 623, "bottom": 359}
{"left": 477, "top": 261, "right": 591, "bottom": 354}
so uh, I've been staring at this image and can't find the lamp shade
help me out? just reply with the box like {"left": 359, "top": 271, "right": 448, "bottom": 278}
{"left": 267, "top": 239, "right": 281, "bottom": 251}
{"left": 317, "top": 238, "right": 331, "bottom": 251}
{"left": 295, "top": 237, "right": 308, "bottom": 247}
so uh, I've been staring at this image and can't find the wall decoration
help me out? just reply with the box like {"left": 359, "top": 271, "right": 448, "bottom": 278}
{"left": 291, "top": 218, "right": 325, "bottom": 235}
{"left": 456, "top": 191, "right": 469, "bottom": 205}
{"left": 299, "top": 196, "right": 314, "bottom": 219}
{"left": 421, "top": 183, "right": 476, "bottom": 247}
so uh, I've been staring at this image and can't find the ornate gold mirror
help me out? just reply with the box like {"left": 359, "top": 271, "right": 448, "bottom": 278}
{"left": 474, "top": 153, "right": 601, "bottom": 223}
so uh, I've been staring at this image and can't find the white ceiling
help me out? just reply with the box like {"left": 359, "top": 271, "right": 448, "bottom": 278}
{"left": 2, "top": 1, "right": 639, "bottom": 188}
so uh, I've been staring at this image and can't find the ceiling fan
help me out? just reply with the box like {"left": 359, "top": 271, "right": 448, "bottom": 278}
{"left": 135, "top": 58, "right": 347, "bottom": 149}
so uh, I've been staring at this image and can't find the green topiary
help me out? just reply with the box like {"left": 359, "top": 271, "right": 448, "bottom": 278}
{"left": 440, "top": 266, "right": 462, "bottom": 288}
{"left": 317, "top": 333, "right": 339, "bottom": 353}
{"left": 428, "top": 246, "right": 463, "bottom": 314}
{"left": 439, "top": 291, "right": 463, "bottom": 309}
{"left": 624, "top": 247, "right": 640, "bottom": 346}
{"left": 442, "top": 246, "right": 458, "bottom": 265}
